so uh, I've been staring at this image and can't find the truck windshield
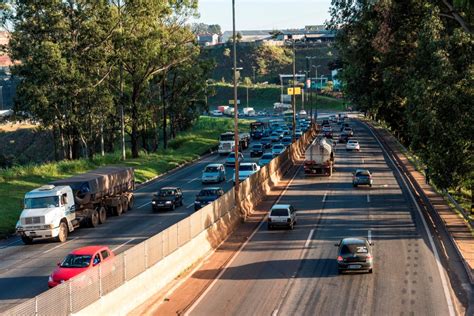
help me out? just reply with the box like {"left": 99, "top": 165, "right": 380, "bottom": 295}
{"left": 24, "top": 196, "right": 60, "bottom": 209}
{"left": 220, "top": 134, "right": 234, "bottom": 141}
{"left": 60, "top": 254, "right": 92, "bottom": 268}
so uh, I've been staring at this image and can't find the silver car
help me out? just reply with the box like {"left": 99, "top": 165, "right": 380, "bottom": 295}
{"left": 201, "top": 163, "right": 226, "bottom": 183}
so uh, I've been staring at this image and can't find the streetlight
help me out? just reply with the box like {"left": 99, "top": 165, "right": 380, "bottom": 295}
{"left": 305, "top": 56, "right": 316, "bottom": 122}
{"left": 312, "top": 64, "right": 321, "bottom": 121}
{"left": 291, "top": 39, "right": 296, "bottom": 143}
{"left": 232, "top": 0, "right": 241, "bottom": 215}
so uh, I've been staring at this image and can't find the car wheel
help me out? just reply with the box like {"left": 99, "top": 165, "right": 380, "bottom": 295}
{"left": 171, "top": 203, "right": 176, "bottom": 211}
{"left": 289, "top": 223, "right": 294, "bottom": 230}
{"left": 369, "top": 184, "right": 372, "bottom": 187}
{"left": 338, "top": 269, "right": 343, "bottom": 275}
{"left": 368, "top": 268, "right": 373, "bottom": 274}
{"left": 56, "top": 221, "right": 68, "bottom": 243}
{"left": 115, "top": 203, "right": 123, "bottom": 216}
{"left": 180, "top": 200, "right": 184, "bottom": 206}
{"left": 21, "top": 235, "right": 33, "bottom": 245}
{"left": 268, "top": 224, "right": 272, "bottom": 230}
{"left": 353, "top": 184, "right": 357, "bottom": 187}
{"left": 128, "top": 195, "right": 134, "bottom": 210}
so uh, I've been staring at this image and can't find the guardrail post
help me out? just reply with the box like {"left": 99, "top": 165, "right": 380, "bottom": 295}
{"left": 98, "top": 265, "right": 103, "bottom": 297}
{"left": 144, "top": 240, "right": 148, "bottom": 269}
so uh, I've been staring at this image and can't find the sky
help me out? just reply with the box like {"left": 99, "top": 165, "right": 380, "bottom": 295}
{"left": 194, "top": 0, "right": 333, "bottom": 32}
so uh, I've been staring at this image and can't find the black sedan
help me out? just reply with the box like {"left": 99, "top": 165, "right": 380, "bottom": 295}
{"left": 152, "top": 187, "right": 183, "bottom": 211}
{"left": 335, "top": 237, "right": 374, "bottom": 274}
{"left": 250, "top": 144, "right": 264, "bottom": 157}
{"left": 194, "top": 187, "right": 224, "bottom": 211}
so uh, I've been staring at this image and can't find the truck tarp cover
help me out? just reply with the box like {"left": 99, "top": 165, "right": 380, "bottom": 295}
{"left": 51, "top": 166, "right": 134, "bottom": 197}
{"left": 305, "top": 137, "right": 332, "bottom": 164}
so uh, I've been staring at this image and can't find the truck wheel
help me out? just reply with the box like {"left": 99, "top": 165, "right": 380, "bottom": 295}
{"left": 56, "top": 222, "right": 68, "bottom": 243}
{"left": 21, "top": 235, "right": 33, "bottom": 245}
{"left": 128, "top": 196, "right": 134, "bottom": 210}
{"left": 89, "top": 209, "right": 99, "bottom": 228}
{"left": 115, "top": 203, "right": 123, "bottom": 216}
{"left": 122, "top": 197, "right": 129, "bottom": 213}
{"left": 98, "top": 207, "right": 107, "bottom": 224}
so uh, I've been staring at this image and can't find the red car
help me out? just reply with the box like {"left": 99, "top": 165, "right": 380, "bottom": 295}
{"left": 48, "top": 246, "right": 115, "bottom": 288}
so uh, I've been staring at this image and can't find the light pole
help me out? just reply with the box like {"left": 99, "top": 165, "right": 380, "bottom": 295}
{"left": 312, "top": 64, "right": 321, "bottom": 121}
{"left": 305, "top": 56, "right": 316, "bottom": 122}
{"left": 232, "top": 0, "right": 240, "bottom": 213}
{"left": 292, "top": 40, "right": 296, "bottom": 142}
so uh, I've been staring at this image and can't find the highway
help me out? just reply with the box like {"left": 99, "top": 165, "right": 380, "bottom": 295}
{"left": 186, "top": 118, "right": 455, "bottom": 316}
{"left": 0, "top": 117, "right": 265, "bottom": 312}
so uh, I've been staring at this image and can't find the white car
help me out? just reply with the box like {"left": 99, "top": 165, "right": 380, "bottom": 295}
{"left": 346, "top": 139, "right": 360, "bottom": 151}
{"left": 232, "top": 162, "right": 260, "bottom": 185}
{"left": 210, "top": 110, "right": 223, "bottom": 117}
{"left": 268, "top": 204, "right": 297, "bottom": 230}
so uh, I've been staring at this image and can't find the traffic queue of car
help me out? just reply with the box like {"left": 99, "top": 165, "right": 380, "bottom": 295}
{"left": 47, "top": 113, "right": 371, "bottom": 290}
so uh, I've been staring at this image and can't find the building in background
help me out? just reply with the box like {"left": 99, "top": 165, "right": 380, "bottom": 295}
{"left": 197, "top": 33, "right": 219, "bottom": 46}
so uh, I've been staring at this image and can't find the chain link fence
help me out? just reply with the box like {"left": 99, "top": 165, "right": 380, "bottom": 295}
{"left": 4, "top": 125, "right": 317, "bottom": 316}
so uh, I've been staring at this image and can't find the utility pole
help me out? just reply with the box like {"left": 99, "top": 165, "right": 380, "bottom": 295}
{"left": 292, "top": 40, "right": 296, "bottom": 143}
{"left": 312, "top": 64, "right": 321, "bottom": 121}
{"left": 232, "top": 0, "right": 240, "bottom": 213}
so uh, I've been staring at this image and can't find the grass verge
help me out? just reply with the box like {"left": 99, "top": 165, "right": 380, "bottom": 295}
{"left": 0, "top": 116, "right": 253, "bottom": 238}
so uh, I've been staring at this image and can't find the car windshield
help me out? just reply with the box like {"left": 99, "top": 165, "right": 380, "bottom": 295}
{"left": 220, "top": 134, "right": 234, "bottom": 141}
{"left": 24, "top": 196, "right": 60, "bottom": 209}
{"left": 271, "top": 208, "right": 288, "bottom": 216}
{"left": 356, "top": 170, "right": 370, "bottom": 176}
{"left": 240, "top": 165, "right": 254, "bottom": 171}
{"left": 274, "top": 145, "right": 284, "bottom": 150}
{"left": 157, "top": 190, "right": 176, "bottom": 196}
{"left": 199, "top": 189, "right": 219, "bottom": 196}
{"left": 252, "top": 145, "right": 262, "bottom": 149}
{"left": 205, "top": 166, "right": 219, "bottom": 172}
{"left": 348, "top": 140, "right": 357, "bottom": 144}
{"left": 60, "top": 254, "right": 92, "bottom": 268}
{"left": 262, "top": 154, "right": 273, "bottom": 159}
{"left": 340, "top": 243, "right": 368, "bottom": 255}
{"left": 283, "top": 138, "right": 291, "bottom": 142}
{"left": 262, "top": 138, "right": 270, "bottom": 142}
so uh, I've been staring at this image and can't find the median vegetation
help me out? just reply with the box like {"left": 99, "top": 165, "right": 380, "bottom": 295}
{"left": 0, "top": 117, "right": 252, "bottom": 239}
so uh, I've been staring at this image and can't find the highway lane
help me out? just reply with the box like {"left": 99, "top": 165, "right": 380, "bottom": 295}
{"left": 187, "top": 118, "right": 454, "bottom": 316}
{"left": 0, "top": 130, "right": 261, "bottom": 312}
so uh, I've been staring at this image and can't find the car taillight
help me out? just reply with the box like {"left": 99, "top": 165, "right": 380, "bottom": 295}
{"left": 367, "top": 255, "right": 372, "bottom": 260}
{"left": 337, "top": 256, "right": 343, "bottom": 262}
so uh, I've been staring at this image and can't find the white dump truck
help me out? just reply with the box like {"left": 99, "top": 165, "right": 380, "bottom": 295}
{"left": 217, "top": 131, "right": 250, "bottom": 154}
{"left": 16, "top": 166, "right": 135, "bottom": 244}
{"left": 304, "top": 137, "right": 335, "bottom": 176}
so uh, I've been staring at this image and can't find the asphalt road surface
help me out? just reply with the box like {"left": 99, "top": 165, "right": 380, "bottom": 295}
{"left": 0, "top": 125, "right": 263, "bottom": 312}
{"left": 187, "top": 118, "right": 455, "bottom": 316}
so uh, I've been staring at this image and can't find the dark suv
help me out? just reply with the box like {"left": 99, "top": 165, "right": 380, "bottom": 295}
{"left": 335, "top": 238, "right": 374, "bottom": 274}
{"left": 152, "top": 187, "right": 183, "bottom": 211}
{"left": 194, "top": 187, "right": 224, "bottom": 211}
{"left": 250, "top": 144, "right": 264, "bottom": 157}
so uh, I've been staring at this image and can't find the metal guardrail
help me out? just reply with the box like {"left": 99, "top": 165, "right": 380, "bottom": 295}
{"left": 444, "top": 191, "right": 472, "bottom": 225}
{"left": 4, "top": 125, "right": 317, "bottom": 316}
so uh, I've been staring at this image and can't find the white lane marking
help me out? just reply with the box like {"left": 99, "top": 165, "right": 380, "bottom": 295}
{"left": 185, "top": 165, "right": 302, "bottom": 316}
{"left": 186, "top": 202, "right": 195, "bottom": 209}
{"left": 112, "top": 238, "right": 136, "bottom": 252}
{"left": 272, "top": 309, "right": 279, "bottom": 316}
{"left": 137, "top": 201, "right": 151, "bottom": 209}
{"left": 368, "top": 230, "right": 372, "bottom": 243}
{"left": 367, "top": 194, "right": 370, "bottom": 203}
{"left": 227, "top": 178, "right": 233, "bottom": 183}
{"left": 365, "top": 121, "right": 455, "bottom": 316}
{"left": 187, "top": 177, "right": 199, "bottom": 184}
{"left": 362, "top": 159, "right": 365, "bottom": 164}
{"left": 305, "top": 229, "right": 315, "bottom": 248}
{"left": 322, "top": 192, "right": 328, "bottom": 203}
{"left": 0, "top": 239, "right": 22, "bottom": 249}
{"left": 43, "top": 238, "right": 78, "bottom": 254}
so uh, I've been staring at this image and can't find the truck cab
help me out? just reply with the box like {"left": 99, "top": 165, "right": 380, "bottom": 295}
{"left": 16, "top": 185, "right": 76, "bottom": 244}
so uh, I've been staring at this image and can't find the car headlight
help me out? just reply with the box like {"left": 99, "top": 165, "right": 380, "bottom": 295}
{"left": 165, "top": 201, "right": 172, "bottom": 204}
{"left": 195, "top": 201, "right": 201, "bottom": 204}
{"left": 152, "top": 201, "right": 156, "bottom": 204}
